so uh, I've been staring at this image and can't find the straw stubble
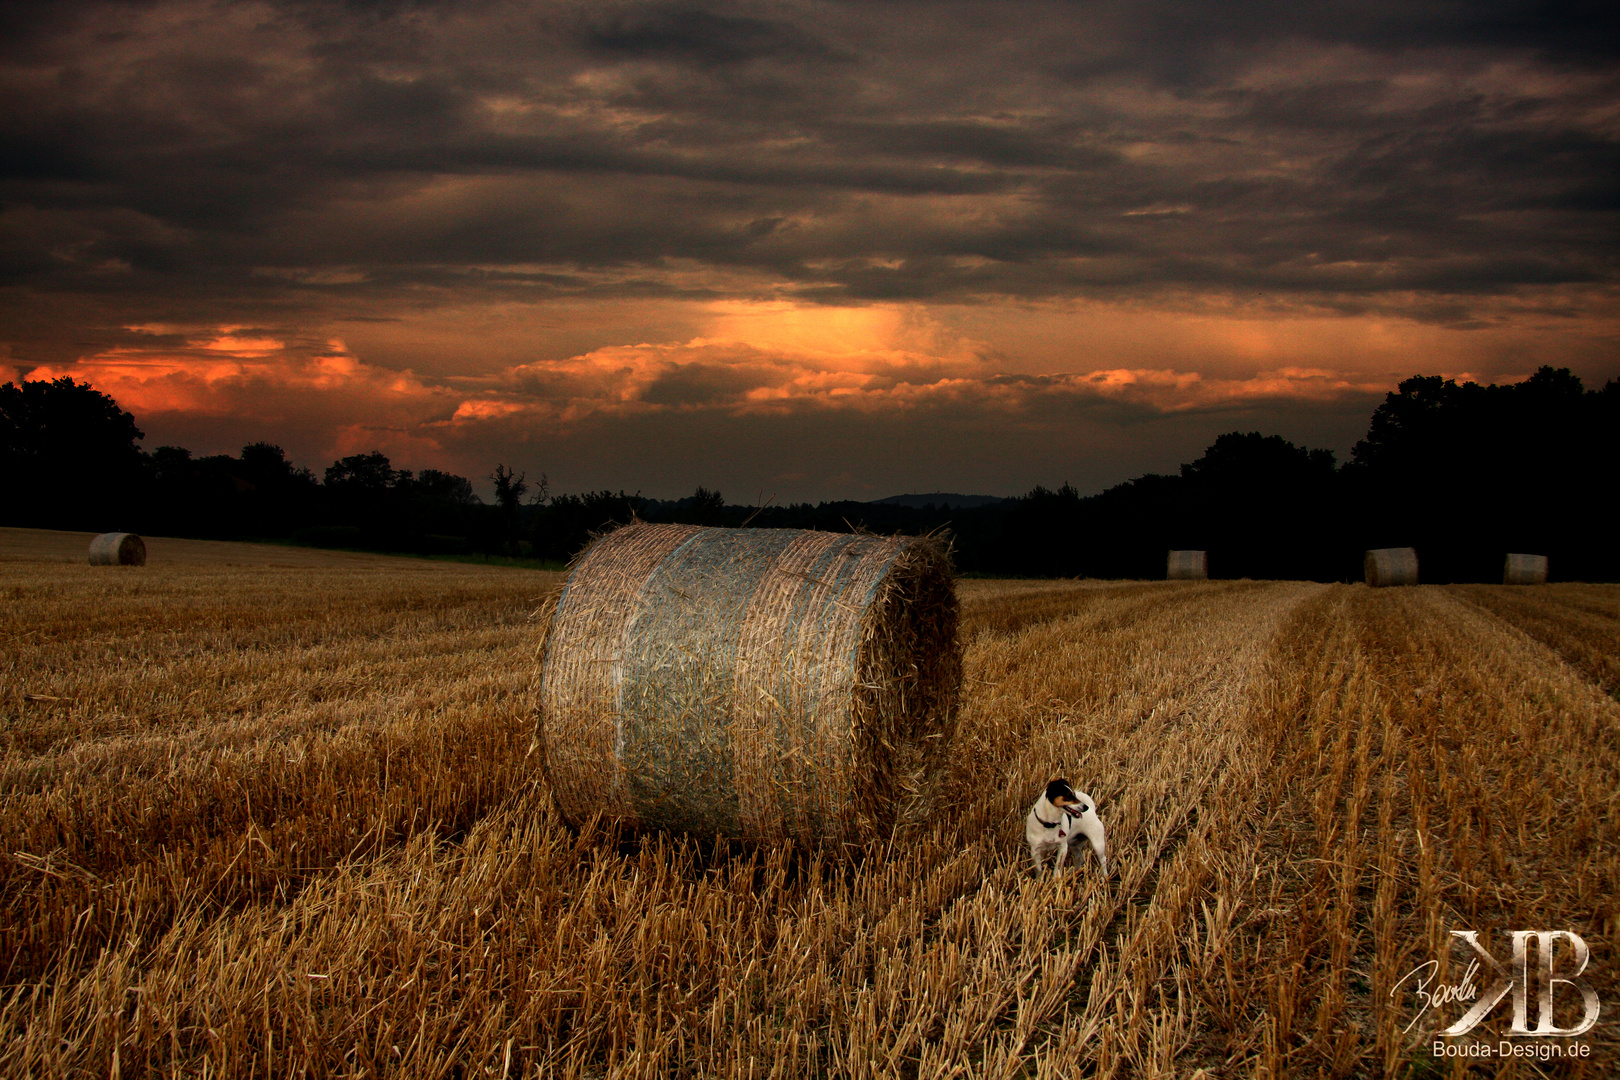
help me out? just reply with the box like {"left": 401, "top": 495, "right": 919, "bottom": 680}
{"left": 3, "top": 548, "right": 1616, "bottom": 1076}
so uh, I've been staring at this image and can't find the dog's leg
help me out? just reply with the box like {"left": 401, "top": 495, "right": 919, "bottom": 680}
{"left": 1053, "top": 841, "right": 1069, "bottom": 876}
{"left": 1078, "top": 820, "right": 1108, "bottom": 877}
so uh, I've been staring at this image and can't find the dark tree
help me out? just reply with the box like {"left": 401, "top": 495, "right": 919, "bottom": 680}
{"left": 0, "top": 377, "right": 146, "bottom": 529}
{"left": 233, "top": 443, "right": 319, "bottom": 536}
{"left": 1181, "top": 432, "right": 1336, "bottom": 488}
{"left": 149, "top": 445, "right": 194, "bottom": 484}
{"left": 491, "top": 464, "right": 527, "bottom": 553}
{"left": 1344, "top": 366, "right": 1616, "bottom": 581}
{"left": 491, "top": 465, "right": 527, "bottom": 513}
{"left": 996, "top": 483, "right": 1087, "bottom": 577}
{"left": 143, "top": 445, "right": 240, "bottom": 538}
{"left": 413, "top": 469, "right": 479, "bottom": 506}
{"left": 309, "top": 451, "right": 415, "bottom": 543}
{"left": 1177, "top": 432, "right": 1343, "bottom": 579}
{"left": 325, "top": 451, "right": 399, "bottom": 494}
{"left": 531, "top": 490, "right": 647, "bottom": 562}
{"left": 674, "top": 485, "right": 726, "bottom": 525}
{"left": 239, "top": 442, "right": 307, "bottom": 485}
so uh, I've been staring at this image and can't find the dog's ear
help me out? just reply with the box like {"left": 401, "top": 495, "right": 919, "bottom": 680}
{"left": 1044, "top": 778, "right": 1074, "bottom": 803}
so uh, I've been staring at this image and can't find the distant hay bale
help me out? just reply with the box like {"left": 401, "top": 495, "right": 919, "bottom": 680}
{"left": 88, "top": 532, "right": 146, "bottom": 566}
{"left": 1364, "top": 547, "right": 1418, "bottom": 587}
{"left": 1504, "top": 553, "right": 1548, "bottom": 585}
{"left": 1166, "top": 550, "right": 1207, "bottom": 580}
{"left": 537, "top": 522, "right": 961, "bottom": 844}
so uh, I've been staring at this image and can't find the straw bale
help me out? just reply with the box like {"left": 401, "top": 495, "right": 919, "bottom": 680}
{"left": 88, "top": 532, "right": 146, "bottom": 566}
{"left": 1503, "top": 553, "right": 1548, "bottom": 585}
{"left": 1166, "top": 550, "right": 1207, "bottom": 580}
{"left": 537, "top": 522, "right": 961, "bottom": 843}
{"left": 1364, "top": 546, "right": 1418, "bottom": 587}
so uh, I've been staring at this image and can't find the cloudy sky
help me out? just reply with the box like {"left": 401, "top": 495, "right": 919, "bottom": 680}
{"left": 3, "top": 0, "right": 1616, "bottom": 501}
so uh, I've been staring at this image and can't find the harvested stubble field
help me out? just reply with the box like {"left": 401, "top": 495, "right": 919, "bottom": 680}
{"left": 1, "top": 532, "right": 1616, "bottom": 1078}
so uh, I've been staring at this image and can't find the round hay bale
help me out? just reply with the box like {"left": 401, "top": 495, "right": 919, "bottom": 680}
{"left": 537, "top": 522, "right": 961, "bottom": 843}
{"left": 1364, "top": 547, "right": 1417, "bottom": 587}
{"left": 88, "top": 532, "right": 146, "bottom": 566}
{"left": 1504, "top": 553, "right": 1548, "bottom": 585}
{"left": 1166, "top": 550, "right": 1207, "bottom": 580}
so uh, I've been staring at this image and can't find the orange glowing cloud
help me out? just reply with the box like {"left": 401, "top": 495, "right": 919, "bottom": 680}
{"left": 24, "top": 329, "right": 445, "bottom": 422}
{"left": 19, "top": 313, "right": 1441, "bottom": 500}
{"left": 32, "top": 318, "right": 1401, "bottom": 459}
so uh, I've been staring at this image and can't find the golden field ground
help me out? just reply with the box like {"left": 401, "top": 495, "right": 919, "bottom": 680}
{"left": 1, "top": 527, "right": 1616, "bottom": 1078}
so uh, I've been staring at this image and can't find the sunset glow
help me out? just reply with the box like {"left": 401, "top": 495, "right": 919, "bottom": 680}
{"left": 3, "top": 1, "right": 1615, "bottom": 499}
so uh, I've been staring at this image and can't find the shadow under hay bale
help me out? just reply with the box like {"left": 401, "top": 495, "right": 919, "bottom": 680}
{"left": 1364, "top": 546, "right": 1418, "bottom": 587}
{"left": 537, "top": 523, "right": 961, "bottom": 844}
{"left": 1504, "top": 553, "right": 1548, "bottom": 585}
{"left": 88, "top": 532, "right": 146, "bottom": 566}
{"left": 1166, "top": 550, "right": 1207, "bottom": 580}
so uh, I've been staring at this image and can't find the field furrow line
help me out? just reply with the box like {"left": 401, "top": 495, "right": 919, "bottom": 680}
{"left": 1214, "top": 584, "right": 1620, "bottom": 1077}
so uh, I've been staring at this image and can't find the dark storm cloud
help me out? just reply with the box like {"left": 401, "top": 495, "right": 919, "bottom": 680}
{"left": 1045, "top": 0, "right": 1620, "bottom": 87}
{"left": 1159, "top": 0, "right": 1617, "bottom": 62}
{"left": 1, "top": 0, "right": 1616, "bottom": 367}
{"left": 585, "top": 2, "right": 845, "bottom": 66}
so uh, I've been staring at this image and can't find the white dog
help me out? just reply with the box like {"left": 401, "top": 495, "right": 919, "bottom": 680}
{"left": 1025, "top": 778, "right": 1107, "bottom": 876}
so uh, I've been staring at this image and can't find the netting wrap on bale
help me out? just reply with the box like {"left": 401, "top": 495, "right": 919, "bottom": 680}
{"left": 537, "top": 523, "right": 961, "bottom": 844}
{"left": 1364, "top": 547, "right": 1418, "bottom": 587}
{"left": 88, "top": 532, "right": 146, "bottom": 566}
{"left": 1504, "top": 553, "right": 1548, "bottom": 585}
{"left": 1166, "top": 550, "right": 1207, "bottom": 580}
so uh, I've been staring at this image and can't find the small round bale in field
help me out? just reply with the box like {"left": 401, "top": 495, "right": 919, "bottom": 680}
{"left": 1364, "top": 547, "right": 1418, "bottom": 587}
{"left": 1503, "top": 553, "right": 1548, "bottom": 585}
{"left": 537, "top": 522, "right": 961, "bottom": 844}
{"left": 88, "top": 532, "right": 146, "bottom": 566}
{"left": 1166, "top": 550, "right": 1207, "bottom": 580}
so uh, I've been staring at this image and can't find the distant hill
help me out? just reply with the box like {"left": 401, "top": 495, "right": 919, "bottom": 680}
{"left": 872, "top": 492, "right": 1010, "bottom": 510}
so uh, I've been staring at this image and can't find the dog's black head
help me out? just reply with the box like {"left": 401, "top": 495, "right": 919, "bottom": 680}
{"left": 1046, "top": 777, "right": 1091, "bottom": 816}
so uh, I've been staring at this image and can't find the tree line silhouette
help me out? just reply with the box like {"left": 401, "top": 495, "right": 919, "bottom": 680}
{"left": 2, "top": 366, "right": 1615, "bottom": 581}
